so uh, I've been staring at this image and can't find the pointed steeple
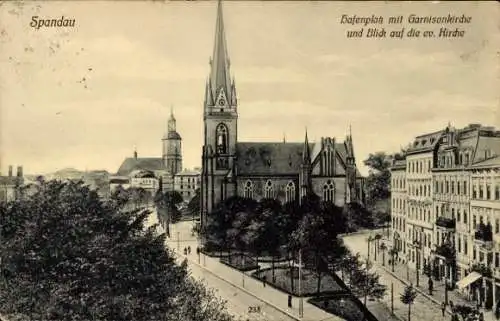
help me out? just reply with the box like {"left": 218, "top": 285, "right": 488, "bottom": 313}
{"left": 302, "top": 128, "right": 311, "bottom": 163}
{"left": 210, "top": 0, "right": 232, "bottom": 102}
{"left": 346, "top": 124, "right": 355, "bottom": 161}
{"left": 168, "top": 105, "right": 176, "bottom": 132}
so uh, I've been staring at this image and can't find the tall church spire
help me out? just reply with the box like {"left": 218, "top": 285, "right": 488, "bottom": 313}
{"left": 302, "top": 128, "right": 311, "bottom": 163}
{"left": 210, "top": 0, "right": 232, "bottom": 101}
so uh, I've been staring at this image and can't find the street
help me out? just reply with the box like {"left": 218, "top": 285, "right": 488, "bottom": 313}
{"left": 145, "top": 209, "right": 316, "bottom": 321}
{"left": 342, "top": 231, "right": 456, "bottom": 321}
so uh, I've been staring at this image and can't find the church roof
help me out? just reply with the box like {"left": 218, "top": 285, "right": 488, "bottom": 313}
{"left": 116, "top": 158, "right": 165, "bottom": 176}
{"left": 236, "top": 142, "right": 306, "bottom": 175}
{"left": 235, "top": 141, "right": 360, "bottom": 176}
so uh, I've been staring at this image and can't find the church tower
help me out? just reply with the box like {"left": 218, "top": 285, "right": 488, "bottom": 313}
{"left": 201, "top": 0, "right": 238, "bottom": 227}
{"left": 345, "top": 126, "right": 357, "bottom": 203}
{"left": 162, "top": 107, "right": 183, "bottom": 175}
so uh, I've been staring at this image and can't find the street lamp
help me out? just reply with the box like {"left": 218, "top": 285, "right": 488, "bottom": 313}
{"left": 298, "top": 248, "right": 304, "bottom": 318}
{"left": 413, "top": 239, "right": 421, "bottom": 287}
{"left": 367, "top": 236, "right": 374, "bottom": 263}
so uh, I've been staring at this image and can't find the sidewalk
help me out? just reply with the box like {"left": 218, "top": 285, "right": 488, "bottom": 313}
{"left": 147, "top": 214, "right": 340, "bottom": 321}
{"left": 369, "top": 245, "right": 496, "bottom": 321}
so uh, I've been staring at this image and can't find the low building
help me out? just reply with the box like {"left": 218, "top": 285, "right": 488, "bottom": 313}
{"left": 109, "top": 176, "right": 130, "bottom": 193}
{"left": 130, "top": 170, "right": 159, "bottom": 195}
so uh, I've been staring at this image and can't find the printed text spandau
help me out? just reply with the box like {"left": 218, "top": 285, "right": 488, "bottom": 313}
{"left": 30, "top": 16, "right": 76, "bottom": 30}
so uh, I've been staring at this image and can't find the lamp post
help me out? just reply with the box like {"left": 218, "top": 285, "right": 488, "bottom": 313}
{"left": 177, "top": 231, "right": 180, "bottom": 252}
{"left": 413, "top": 240, "right": 421, "bottom": 287}
{"left": 367, "top": 236, "right": 374, "bottom": 263}
{"left": 406, "top": 252, "right": 410, "bottom": 280}
{"left": 299, "top": 248, "right": 303, "bottom": 318}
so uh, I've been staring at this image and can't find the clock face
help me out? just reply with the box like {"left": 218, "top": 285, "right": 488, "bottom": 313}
{"left": 219, "top": 99, "right": 225, "bottom": 106}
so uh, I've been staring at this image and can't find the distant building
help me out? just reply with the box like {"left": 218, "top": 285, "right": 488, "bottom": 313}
{"left": 116, "top": 108, "right": 200, "bottom": 202}
{"left": 129, "top": 170, "right": 159, "bottom": 195}
{"left": 0, "top": 165, "right": 24, "bottom": 202}
{"left": 174, "top": 169, "right": 201, "bottom": 201}
{"left": 109, "top": 176, "right": 130, "bottom": 193}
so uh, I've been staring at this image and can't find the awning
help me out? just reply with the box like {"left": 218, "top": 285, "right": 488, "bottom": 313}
{"left": 457, "top": 272, "right": 482, "bottom": 290}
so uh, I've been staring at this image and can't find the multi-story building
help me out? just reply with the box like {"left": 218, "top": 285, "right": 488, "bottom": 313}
{"left": 173, "top": 169, "right": 201, "bottom": 202}
{"left": 390, "top": 123, "right": 500, "bottom": 308}
{"left": 467, "top": 155, "right": 500, "bottom": 306}
{"left": 0, "top": 165, "right": 23, "bottom": 202}
{"left": 391, "top": 159, "right": 406, "bottom": 253}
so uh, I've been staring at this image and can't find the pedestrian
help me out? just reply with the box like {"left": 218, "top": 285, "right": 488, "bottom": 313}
{"left": 449, "top": 300, "right": 454, "bottom": 311}
{"left": 184, "top": 247, "right": 187, "bottom": 256}
{"left": 188, "top": 246, "right": 191, "bottom": 254}
{"left": 262, "top": 275, "right": 266, "bottom": 287}
{"left": 428, "top": 277, "right": 434, "bottom": 295}
{"left": 287, "top": 295, "right": 292, "bottom": 308}
{"left": 441, "top": 301, "right": 446, "bottom": 317}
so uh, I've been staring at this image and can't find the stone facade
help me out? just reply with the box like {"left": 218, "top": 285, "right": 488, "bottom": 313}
{"left": 200, "top": 1, "right": 364, "bottom": 227}
{"left": 390, "top": 123, "right": 500, "bottom": 310}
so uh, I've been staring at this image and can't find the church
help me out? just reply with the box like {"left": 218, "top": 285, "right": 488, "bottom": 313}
{"left": 200, "top": 1, "right": 365, "bottom": 226}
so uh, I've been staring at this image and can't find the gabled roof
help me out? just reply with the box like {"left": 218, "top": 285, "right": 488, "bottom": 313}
{"left": 117, "top": 158, "right": 165, "bottom": 176}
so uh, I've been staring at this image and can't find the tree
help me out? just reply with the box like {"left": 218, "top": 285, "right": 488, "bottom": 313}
{"left": 350, "top": 259, "right": 386, "bottom": 305}
{"left": 0, "top": 180, "right": 236, "bottom": 321}
{"left": 363, "top": 152, "right": 391, "bottom": 209}
{"left": 400, "top": 284, "right": 418, "bottom": 321}
{"left": 187, "top": 188, "right": 201, "bottom": 217}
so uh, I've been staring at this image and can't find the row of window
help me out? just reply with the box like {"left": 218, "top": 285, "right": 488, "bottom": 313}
{"left": 471, "top": 183, "right": 500, "bottom": 200}
{"left": 392, "top": 177, "right": 406, "bottom": 190}
{"left": 392, "top": 198, "right": 406, "bottom": 211}
{"left": 434, "top": 179, "right": 468, "bottom": 196}
{"left": 407, "top": 159, "right": 432, "bottom": 174}
{"left": 408, "top": 183, "right": 432, "bottom": 197}
{"left": 243, "top": 179, "right": 336, "bottom": 203}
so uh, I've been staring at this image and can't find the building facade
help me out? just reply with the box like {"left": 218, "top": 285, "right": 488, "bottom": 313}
{"left": 174, "top": 169, "right": 201, "bottom": 202}
{"left": 390, "top": 123, "right": 500, "bottom": 309}
{"left": 0, "top": 165, "right": 23, "bottom": 203}
{"left": 200, "top": 1, "right": 364, "bottom": 227}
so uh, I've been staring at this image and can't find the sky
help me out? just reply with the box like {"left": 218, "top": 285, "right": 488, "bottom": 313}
{"left": 0, "top": 1, "right": 498, "bottom": 176}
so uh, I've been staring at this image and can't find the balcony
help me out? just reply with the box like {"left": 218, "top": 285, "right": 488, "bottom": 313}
{"left": 434, "top": 242, "right": 456, "bottom": 261}
{"left": 474, "top": 223, "right": 494, "bottom": 251}
{"left": 436, "top": 216, "right": 456, "bottom": 231}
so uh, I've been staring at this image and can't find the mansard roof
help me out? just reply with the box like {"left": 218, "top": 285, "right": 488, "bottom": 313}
{"left": 117, "top": 157, "right": 165, "bottom": 176}
{"left": 469, "top": 155, "right": 500, "bottom": 169}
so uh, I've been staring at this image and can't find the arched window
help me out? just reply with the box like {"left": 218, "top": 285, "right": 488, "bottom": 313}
{"left": 244, "top": 180, "right": 254, "bottom": 199}
{"left": 216, "top": 123, "right": 228, "bottom": 154}
{"left": 323, "top": 180, "right": 335, "bottom": 203}
{"left": 264, "top": 180, "right": 274, "bottom": 199}
{"left": 285, "top": 181, "right": 295, "bottom": 203}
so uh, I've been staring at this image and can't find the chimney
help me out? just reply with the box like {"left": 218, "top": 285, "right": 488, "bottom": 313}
{"left": 8, "top": 165, "right": 13, "bottom": 177}
{"left": 17, "top": 166, "right": 23, "bottom": 177}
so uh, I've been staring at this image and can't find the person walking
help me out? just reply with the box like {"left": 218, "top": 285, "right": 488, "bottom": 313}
{"left": 188, "top": 246, "right": 191, "bottom": 254}
{"left": 184, "top": 247, "right": 187, "bottom": 256}
{"left": 262, "top": 275, "right": 267, "bottom": 287}
{"left": 441, "top": 301, "right": 446, "bottom": 317}
{"left": 428, "top": 277, "right": 434, "bottom": 295}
